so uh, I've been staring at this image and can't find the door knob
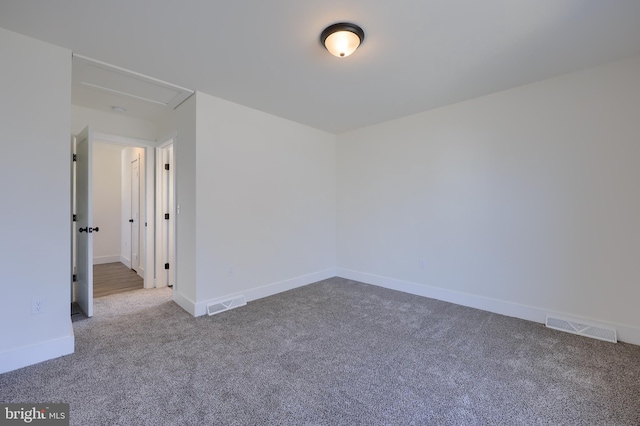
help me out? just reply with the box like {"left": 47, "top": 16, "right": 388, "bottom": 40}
{"left": 129, "top": 219, "right": 134, "bottom": 223}
{"left": 78, "top": 227, "right": 99, "bottom": 233}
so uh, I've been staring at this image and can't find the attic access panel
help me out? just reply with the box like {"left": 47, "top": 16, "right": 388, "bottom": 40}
{"left": 73, "top": 54, "right": 193, "bottom": 110}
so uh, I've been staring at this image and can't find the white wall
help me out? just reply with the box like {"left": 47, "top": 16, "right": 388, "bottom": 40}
{"left": 93, "top": 142, "right": 122, "bottom": 264}
{"left": 173, "top": 92, "right": 337, "bottom": 315}
{"left": 121, "top": 146, "right": 145, "bottom": 275}
{"left": 174, "top": 95, "right": 197, "bottom": 311}
{"left": 156, "top": 108, "right": 178, "bottom": 143}
{"left": 72, "top": 105, "right": 157, "bottom": 142}
{"left": 337, "top": 54, "right": 640, "bottom": 344}
{"left": 0, "top": 28, "right": 74, "bottom": 373}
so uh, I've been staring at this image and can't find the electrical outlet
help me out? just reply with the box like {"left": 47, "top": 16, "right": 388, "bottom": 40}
{"left": 418, "top": 259, "right": 426, "bottom": 271}
{"left": 228, "top": 266, "right": 234, "bottom": 277}
{"left": 31, "top": 299, "right": 45, "bottom": 315}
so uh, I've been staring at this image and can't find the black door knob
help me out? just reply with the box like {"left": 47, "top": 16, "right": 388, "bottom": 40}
{"left": 79, "top": 227, "right": 99, "bottom": 233}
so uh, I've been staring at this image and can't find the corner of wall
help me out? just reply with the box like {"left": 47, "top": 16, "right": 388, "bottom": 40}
{"left": 193, "top": 268, "right": 338, "bottom": 317}
{"left": 172, "top": 289, "right": 197, "bottom": 317}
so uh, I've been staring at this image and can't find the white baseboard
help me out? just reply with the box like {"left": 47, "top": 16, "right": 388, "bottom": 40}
{"left": 93, "top": 255, "right": 120, "bottom": 265}
{"left": 120, "top": 255, "right": 131, "bottom": 268}
{"left": 144, "top": 277, "right": 157, "bottom": 289}
{"left": 172, "top": 288, "right": 196, "bottom": 316}
{"left": 153, "top": 279, "right": 167, "bottom": 289}
{"left": 0, "top": 324, "right": 74, "bottom": 374}
{"left": 336, "top": 268, "right": 640, "bottom": 346}
{"left": 193, "top": 268, "right": 337, "bottom": 317}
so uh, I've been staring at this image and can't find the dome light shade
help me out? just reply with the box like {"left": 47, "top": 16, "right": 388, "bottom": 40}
{"left": 321, "top": 23, "right": 365, "bottom": 58}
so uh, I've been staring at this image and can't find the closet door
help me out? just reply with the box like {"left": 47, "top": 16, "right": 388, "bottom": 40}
{"left": 76, "top": 126, "right": 94, "bottom": 317}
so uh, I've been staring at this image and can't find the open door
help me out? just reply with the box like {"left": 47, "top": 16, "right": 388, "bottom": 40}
{"left": 76, "top": 126, "right": 94, "bottom": 317}
{"left": 130, "top": 157, "right": 140, "bottom": 273}
{"left": 167, "top": 145, "right": 175, "bottom": 288}
{"left": 156, "top": 142, "right": 175, "bottom": 288}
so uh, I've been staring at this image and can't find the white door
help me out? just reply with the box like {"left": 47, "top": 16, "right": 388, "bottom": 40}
{"left": 166, "top": 146, "right": 175, "bottom": 287}
{"left": 157, "top": 143, "right": 176, "bottom": 288}
{"left": 130, "top": 158, "right": 140, "bottom": 272}
{"left": 76, "top": 126, "right": 94, "bottom": 317}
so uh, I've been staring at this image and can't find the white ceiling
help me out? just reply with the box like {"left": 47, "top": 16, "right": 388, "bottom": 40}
{"left": 1, "top": 1, "right": 640, "bottom": 134}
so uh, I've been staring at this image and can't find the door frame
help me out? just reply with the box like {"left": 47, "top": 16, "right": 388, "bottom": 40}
{"left": 85, "top": 132, "right": 156, "bottom": 289}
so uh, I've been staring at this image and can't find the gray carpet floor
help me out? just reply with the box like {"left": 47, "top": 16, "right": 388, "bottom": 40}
{"left": 1, "top": 277, "right": 639, "bottom": 425}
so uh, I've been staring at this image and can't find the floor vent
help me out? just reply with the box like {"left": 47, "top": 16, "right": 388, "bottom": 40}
{"left": 206, "top": 295, "right": 247, "bottom": 316}
{"left": 546, "top": 315, "right": 617, "bottom": 343}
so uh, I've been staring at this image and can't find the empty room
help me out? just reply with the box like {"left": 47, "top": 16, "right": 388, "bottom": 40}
{"left": 1, "top": 1, "right": 639, "bottom": 424}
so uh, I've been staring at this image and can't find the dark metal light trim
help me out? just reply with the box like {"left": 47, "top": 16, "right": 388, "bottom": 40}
{"left": 320, "top": 22, "right": 365, "bottom": 49}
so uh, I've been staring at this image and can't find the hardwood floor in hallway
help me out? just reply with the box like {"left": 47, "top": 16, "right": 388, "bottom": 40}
{"left": 93, "top": 262, "right": 143, "bottom": 298}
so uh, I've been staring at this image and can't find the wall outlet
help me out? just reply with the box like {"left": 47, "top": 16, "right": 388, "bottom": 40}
{"left": 31, "top": 299, "right": 45, "bottom": 315}
{"left": 418, "top": 259, "right": 426, "bottom": 271}
{"left": 227, "top": 266, "right": 234, "bottom": 277}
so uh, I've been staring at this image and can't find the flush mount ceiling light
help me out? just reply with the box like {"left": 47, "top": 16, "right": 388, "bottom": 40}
{"left": 112, "top": 106, "right": 126, "bottom": 113}
{"left": 321, "top": 22, "right": 365, "bottom": 58}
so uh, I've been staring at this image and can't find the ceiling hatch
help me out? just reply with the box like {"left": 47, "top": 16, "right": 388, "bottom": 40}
{"left": 72, "top": 54, "right": 193, "bottom": 118}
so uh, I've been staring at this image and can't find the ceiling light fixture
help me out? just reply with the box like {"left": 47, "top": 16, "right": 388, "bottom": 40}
{"left": 321, "top": 22, "right": 365, "bottom": 58}
{"left": 112, "top": 106, "right": 126, "bottom": 113}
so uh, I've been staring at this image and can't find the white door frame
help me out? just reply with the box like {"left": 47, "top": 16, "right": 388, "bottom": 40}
{"left": 156, "top": 133, "right": 177, "bottom": 289}
{"left": 70, "top": 135, "right": 75, "bottom": 303}
{"left": 91, "top": 132, "right": 156, "bottom": 289}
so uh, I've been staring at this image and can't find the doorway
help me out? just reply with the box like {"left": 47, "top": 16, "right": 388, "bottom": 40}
{"left": 72, "top": 129, "right": 157, "bottom": 317}
{"left": 70, "top": 54, "right": 188, "bottom": 319}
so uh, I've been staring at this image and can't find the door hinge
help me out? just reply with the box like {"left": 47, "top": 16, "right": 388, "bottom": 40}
{"left": 164, "top": 213, "right": 170, "bottom": 220}
{"left": 164, "top": 263, "right": 170, "bottom": 270}
{"left": 73, "top": 274, "right": 77, "bottom": 282}
{"left": 73, "top": 154, "right": 77, "bottom": 162}
{"left": 73, "top": 214, "right": 77, "bottom": 222}
{"left": 164, "top": 163, "right": 170, "bottom": 171}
